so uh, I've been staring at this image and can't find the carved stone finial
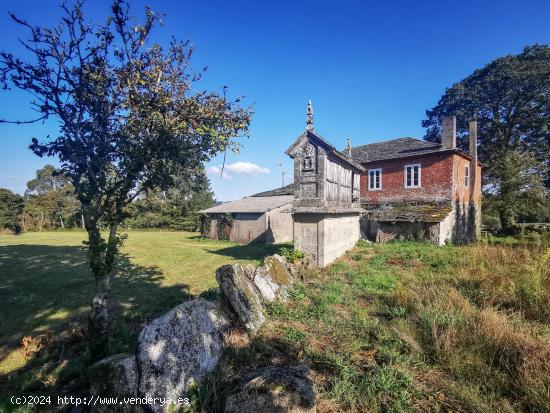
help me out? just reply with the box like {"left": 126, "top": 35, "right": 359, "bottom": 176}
{"left": 306, "top": 100, "right": 314, "bottom": 131}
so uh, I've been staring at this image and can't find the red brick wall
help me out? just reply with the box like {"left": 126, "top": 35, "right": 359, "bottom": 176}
{"left": 451, "top": 154, "right": 482, "bottom": 205}
{"left": 360, "top": 153, "right": 454, "bottom": 204}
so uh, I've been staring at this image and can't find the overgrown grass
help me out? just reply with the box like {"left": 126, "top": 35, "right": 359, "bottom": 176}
{"left": 199, "top": 240, "right": 550, "bottom": 412}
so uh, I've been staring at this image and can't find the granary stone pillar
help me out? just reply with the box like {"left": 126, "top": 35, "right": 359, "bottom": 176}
{"left": 286, "top": 103, "right": 365, "bottom": 266}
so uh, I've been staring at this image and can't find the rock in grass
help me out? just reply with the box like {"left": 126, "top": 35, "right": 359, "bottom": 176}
{"left": 216, "top": 264, "right": 266, "bottom": 332}
{"left": 254, "top": 254, "right": 293, "bottom": 303}
{"left": 224, "top": 364, "right": 317, "bottom": 413}
{"left": 88, "top": 354, "right": 139, "bottom": 412}
{"left": 138, "top": 298, "right": 230, "bottom": 413}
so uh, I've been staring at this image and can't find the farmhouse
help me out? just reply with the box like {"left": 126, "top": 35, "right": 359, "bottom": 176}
{"left": 199, "top": 184, "right": 294, "bottom": 244}
{"left": 201, "top": 103, "right": 482, "bottom": 263}
{"left": 353, "top": 116, "right": 482, "bottom": 244}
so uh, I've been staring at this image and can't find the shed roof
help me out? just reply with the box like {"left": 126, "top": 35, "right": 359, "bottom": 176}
{"left": 200, "top": 195, "right": 293, "bottom": 214}
{"left": 251, "top": 183, "right": 294, "bottom": 197}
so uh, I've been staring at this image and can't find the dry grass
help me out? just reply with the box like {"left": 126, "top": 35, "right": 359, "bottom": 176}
{"left": 240, "top": 241, "right": 550, "bottom": 412}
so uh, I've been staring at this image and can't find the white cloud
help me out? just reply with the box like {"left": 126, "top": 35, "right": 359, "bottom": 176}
{"left": 207, "top": 162, "right": 270, "bottom": 180}
{"left": 207, "top": 166, "right": 232, "bottom": 180}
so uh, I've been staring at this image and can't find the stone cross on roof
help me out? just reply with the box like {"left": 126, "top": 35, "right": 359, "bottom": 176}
{"left": 306, "top": 100, "right": 314, "bottom": 131}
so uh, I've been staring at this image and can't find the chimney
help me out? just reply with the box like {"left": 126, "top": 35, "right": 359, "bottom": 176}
{"left": 469, "top": 119, "right": 478, "bottom": 204}
{"left": 469, "top": 119, "right": 477, "bottom": 159}
{"left": 468, "top": 118, "right": 481, "bottom": 239}
{"left": 346, "top": 138, "right": 352, "bottom": 157}
{"left": 441, "top": 116, "right": 456, "bottom": 149}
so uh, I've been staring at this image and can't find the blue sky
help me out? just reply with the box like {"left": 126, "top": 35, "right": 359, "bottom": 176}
{"left": 1, "top": 0, "right": 549, "bottom": 200}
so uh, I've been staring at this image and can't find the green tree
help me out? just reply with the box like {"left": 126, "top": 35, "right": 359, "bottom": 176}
{"left": 0, "top": 1, "right": 250, "bottom": 360}
{"left": 423, "top": 45, "right": 550, "bottom": 227}
{"left": 0, "top": 188, "right": 24, "bottom": 233}
{"left": 24, "top": 165, "right": 80, "bottom": 229}
{"left": 128, "top": 166, "right": 215, "bottom": 230}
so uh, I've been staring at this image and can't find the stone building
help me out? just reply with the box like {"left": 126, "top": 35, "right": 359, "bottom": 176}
{"left": 352, "top": 116, "right": 482, "bottom": 244}
{"left": 199, "top": 185, "right": 294, "bottom": 244}
{"left": 202, "top": 104, "right": 482, "bottom": 266}
{"left": 286, "top": 101, "right": 365, "bottom": 266}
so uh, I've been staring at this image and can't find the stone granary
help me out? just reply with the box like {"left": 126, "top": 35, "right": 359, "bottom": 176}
{"left": 352, "top": 116, "right": 482, "bottom": 244}
{"left": 286, "top": 101, "right": 365, "bottom": 266}
{"left": 199, "top": 185, "right": 294, "bottom": 244}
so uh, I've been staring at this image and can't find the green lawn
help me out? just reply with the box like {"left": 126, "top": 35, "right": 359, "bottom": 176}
{"left": 0, "top": 231, "right": 281, "bottom": 378}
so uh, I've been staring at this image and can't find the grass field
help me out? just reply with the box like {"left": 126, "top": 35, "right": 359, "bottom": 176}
{"left": 1, "top": 231, "right": 549, "bottom": 412}
{"left": 0, "top": 231, "right": 280, "bottom": 391}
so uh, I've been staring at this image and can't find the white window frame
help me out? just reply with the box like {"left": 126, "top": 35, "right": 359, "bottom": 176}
{"left": 404, "top": 163, "right": 421, "bottom": 188}
{"left": 464, "top": 165, "right": 470, "bottom": 187}
{"left": 368, "top": 168, "right": 382, "bottom": 191}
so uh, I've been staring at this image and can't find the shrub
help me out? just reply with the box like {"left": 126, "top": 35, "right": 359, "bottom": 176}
{"left": 278, "top": 246, "right": 305, "bottom": 263}
{"left": 216, "top": 214, "right": 233, "bottom": 240}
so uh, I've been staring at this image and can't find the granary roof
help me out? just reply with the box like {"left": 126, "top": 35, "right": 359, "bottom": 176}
{"left": 199, "top": 195, "right": 293, "bottom": 214}
{"left": 286, "top": 129, "right": 366, "bottom": 172}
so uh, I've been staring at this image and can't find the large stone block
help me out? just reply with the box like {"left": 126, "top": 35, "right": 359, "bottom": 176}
{"left": 225, "top": 365, "right": 317, "bottom": 413}
{"left": 88, "top": 354, "right": 139, "bottom": 413}
{"left": 138, "top": 298, "right": 230, "bottom": 413}
{"left": 216, "top": 264, "right": 266, "bottom": 332}
{"left": 254, "top": 254, "right": 292, "bottom": 303}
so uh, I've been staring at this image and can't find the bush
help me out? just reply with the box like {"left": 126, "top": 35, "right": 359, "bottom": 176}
{"left": 278, "top": 246, "right": 304, "bottom": 263}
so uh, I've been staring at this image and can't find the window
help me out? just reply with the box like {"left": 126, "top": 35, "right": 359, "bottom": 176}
{"left": 464, "top": 166, "right": 470, "bottom": 187}
{"left": 368, "top": 168, "right": 382, "bottom": 190}
{"left": 404, "top": 164, "right": 421, "bottom": 188}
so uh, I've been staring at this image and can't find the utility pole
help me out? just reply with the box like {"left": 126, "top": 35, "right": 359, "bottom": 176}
{"left": 277, "top": 163, "right": 286, "bottom": 187}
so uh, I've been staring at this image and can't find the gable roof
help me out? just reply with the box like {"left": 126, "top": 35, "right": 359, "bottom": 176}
{"left": 251, "top": 183, "right": 294, "bottom": 197}
{"left": 199, "top": 195, "right": 293, "bottom": 214}
{"left": 286, "top": 129, "right": 365, "bottom": 172}
{"left": 350, "top": 137, "right": 446, "bottom": 163}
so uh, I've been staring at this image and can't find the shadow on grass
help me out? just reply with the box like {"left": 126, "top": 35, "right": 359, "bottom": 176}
{"left": 205, "top": 242, "right": 292, "bottom": 261}
{"left": 0, "top": 243, "right": 196, "bottom": 397}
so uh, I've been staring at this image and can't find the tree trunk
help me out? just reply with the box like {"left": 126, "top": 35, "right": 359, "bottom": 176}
{"left": 59, "top": 215, "right": 65, "bottom": 229}
{"left": 81, "top": 213, "right": 85, "bottom": 229}
{"left": 87, "top": 219, "right": 119, "bottom": 362}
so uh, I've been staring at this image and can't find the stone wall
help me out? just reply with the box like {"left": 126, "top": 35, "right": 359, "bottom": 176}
{"left": 294, "top": 213, "right": 360, "bottom": 267}
{"left": 360, "top": 217, "right": 439, "bottom": 243}
{"left": 293, "top": 213, "right": 320, "bottom": 260}
{"left": 321, "top": 214, "right": 360, "bottom": 265}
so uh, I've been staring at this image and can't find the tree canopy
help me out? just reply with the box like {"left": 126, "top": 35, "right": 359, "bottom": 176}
{"left": 127, "top": 166, "right": 215, "bottom": 231}
{"left": 423, "top": 45, "right": 550, "bottom": 227}
{"left": 23, "top": 165, "right": 80, "bottom": 230}
{"left": 0, "top": 0, "right": 251, "bottom": 360}
{"left": 0, "top": 188, "right": 24, "bottom": 233}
